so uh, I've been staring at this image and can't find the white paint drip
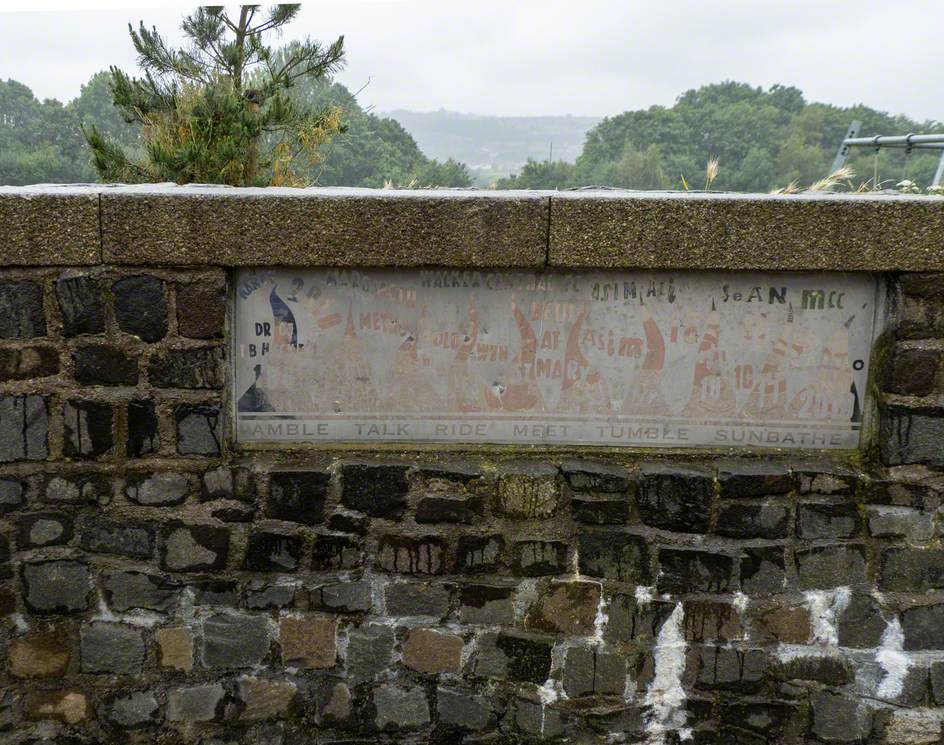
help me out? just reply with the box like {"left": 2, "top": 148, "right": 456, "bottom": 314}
{"left": 732, "top": 592, "right": 749, "bottom": 614}
{"left": 803, "top": 587, "right": 850, "bottom": 646}
{"left": 537, "top": 677, "right": 564, "bottom": 736}
{"left": 643, "top": 603, "right": 689, "bottom": 744}
{"left": 592, "top": 584, "right": 608, "bottom": 645}
{"left": 876, "top": 617, "right": 910, "bottom": 699}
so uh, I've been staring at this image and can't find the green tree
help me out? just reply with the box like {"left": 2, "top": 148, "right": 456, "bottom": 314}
{"left": 83, "top": 4, "right": 346, "bottom": 185}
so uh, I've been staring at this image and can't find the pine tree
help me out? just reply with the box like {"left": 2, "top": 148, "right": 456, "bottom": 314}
{"left": 83, "top": 4, "right": 345, "bottom": 186}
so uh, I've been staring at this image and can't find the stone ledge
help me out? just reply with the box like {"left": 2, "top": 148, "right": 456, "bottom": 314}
{"left": 549, "top": 191, "right": 944, "bottom": 271}
{"left": 3, "top": 185, "right": 944, "bottom": 270}
{"left": 99, "top": 185, "right": 549, "bottom": 267}
{"left": 0, "top": 187, "right": 100, "bottom": 266}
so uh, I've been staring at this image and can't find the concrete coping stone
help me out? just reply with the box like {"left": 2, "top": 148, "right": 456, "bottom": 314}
{"left": 2, "top": 184, "right": 944, "bottom": 271}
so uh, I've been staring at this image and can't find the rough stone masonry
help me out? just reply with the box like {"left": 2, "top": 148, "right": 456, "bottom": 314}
{"left": 1, "top": 185, "right": 944, "bottom": 744}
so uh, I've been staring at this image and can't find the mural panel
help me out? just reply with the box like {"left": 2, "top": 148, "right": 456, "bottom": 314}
{"left": 233, "top": 269, "right": 880, "bottom": 448}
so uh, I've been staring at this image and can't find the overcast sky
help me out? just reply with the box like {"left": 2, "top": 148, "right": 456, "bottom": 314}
{"left": 2, "top": 0, "right": 942, "bottom": 121}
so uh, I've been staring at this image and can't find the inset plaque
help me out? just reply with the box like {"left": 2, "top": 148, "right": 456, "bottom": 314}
{"left": 234, "top": 269, "right": 881, "bottom": 449}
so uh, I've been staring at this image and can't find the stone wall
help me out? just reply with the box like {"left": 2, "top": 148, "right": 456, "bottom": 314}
{"left": 1, "top": 186, "right": 944, "bottom": 745}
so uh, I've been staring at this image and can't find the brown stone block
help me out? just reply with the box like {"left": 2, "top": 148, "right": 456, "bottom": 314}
{"left": 0, "top": 188, "right": 100, "bottom": 266}
{"left": 280, "top": 616, "right": 336, "bottom": 668}
{"left": 526, "top": 580, "right": 601, "bottom": 636}
{"left": 156, "top": 626, "right": 194, "bottom": 671}
{"left": 101, "top": 186, "right": 549, "bottom": 267}
{"left": 549, "top": 191, "right": 944, "bottom": 271}
{"left": 25, "top": 690, "right": 89, "bottom": 724}
{"left": 9, "top": 628, "right": 71, "bottom": 678}
{"left": 238, "top": 676, "right": 296, "bottom": 720}
{"left": 402, "top": 628, "right": 464, "bottom": 674}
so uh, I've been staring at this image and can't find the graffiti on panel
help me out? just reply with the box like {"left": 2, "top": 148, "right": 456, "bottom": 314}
{"left": 233, "top": 269, "right": 879, "bottom": 448}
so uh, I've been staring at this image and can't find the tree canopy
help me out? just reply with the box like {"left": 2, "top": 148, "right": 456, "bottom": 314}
{"left": 83, "top": 4, "right": 347, "bottom": 185}
{"left": 497, "top": 81, "right": 943, "bottom": 191}
{"left": 0, "top": 72, "right": 471, "bottom": 187}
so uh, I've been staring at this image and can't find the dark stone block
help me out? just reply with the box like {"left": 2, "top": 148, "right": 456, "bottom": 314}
{"left": 695, "top": 646, "right": 766, "bottom": 691}
{"left": 796, "top": 503, "right": 861, "bottom": 539}
{"left": 340, "top": 462, "right": 409, "bottom": 518}
{"left": 571, "top": 496, "right": 629, "bottom": 524}
{"left": 809, "top": 691, "right": 873, "bottom": 743}
{"left": 513, "top": 540, "right": 568, "bottom": 577}
{"left": 78, "top": 519, "right": 154, "bottom": 558}
{"left": 126, "top": 472, "right": 190, "bottom": 506}
{"left": 56, "top": 275, "right": 104, "bottom": 336}
{"left": 880, "top": 403, "right": 944, "bottom": 466}
{"left": 246, "top": 582, "right": 295, "bottom": 610}
{"left": 715, "top": 503, "right": 789, "bottom": 539}
{"left": 637, "top": 462, "right": 713, "bottom": 533}
{"left": 739, "top": 546, "right": 786, "bottom": 595}
{"left": 327, "top": 511, "right": 369, "bottom": 535}
{"left": 113, "top": 275, "right": 167, "bottom": 342}
{"left": 0, "top": 279, "right": 45, "bottom": 338}
{"left": 837, "top": 593, "right": 886, "bottom": 648}
{"left": 127, "top": 399, "right": 159, "bottom": 457}
{"left": 578, "top": 530, "right": 649, "bottom": 583}
{"left": 415, "top": 462, "right": 482, "bottom": 482}
{"left": 494, "top": 632, "right": 553, "bottom": 684}
{"left": 72, "top": 345, "right": 138, "bottom": 386}
{"left": 267, "top": 470, "right": 329, "bottom": 525}
{"left": 881, "top": 547, "right": 944, "bottom": 591}
{"left": 778, "top": 655, "right": 852, "bottom": 686}
{"left": 794, "top": 544, "right": 867, "bottom": 589}
{"left": 309, "top": 580, "right": 371, "bottom": 613}
{"left": 0, "top": 344, "right": 59, "bottom": 381}
{"left": 149, "top": 347, "right": 223, "bottom": 389}
{"left": 312, "top": 533, "right": 361, "bottom": 570}
{"left": 190, "top": 580, "right": 237, "bottom": 606}
{"left": 459, "top": 584, "right": 515, "bottom": 625}
{"left": 176, "top": 280, "right": 225, "bottom": 339}
{"left": 175, "top": 402, "right": 221, "bottom": 456}
{"left": 104, "top": 570, "right": 179, "bottom": 613}
{"left": 22, "top": 560, "right": 91, "bottom": 613}
{"left": 384, "top": 581, "right": 450, "bottom": 618}
{"left": 0, "top": 395, "right": 48, "bottom": 462}
{"left": 456, "top": 534, "right": 504, "bottom": 573}
{"left": 721, "top": 703, "right": 792, "bottom": 737}
{"left": 0, "top": 478, "right": 25, "bottom": 513}
{"left": 561, "top": 460, "right": 634, "bottom": 493}
{"left": 603, "top": 594, "right": 675, "bottom": 644}
{"left": 887, "top": 345, "right": 941, "bottom": 396}
{"left": 80, "top": 622, "right": 145, "bottom": 674}
{"left": 43, "top": 472, "right": 109, "bottom": 504}
{"left": 202, "top": 612, "right": 271, "bottom": 668}
{"left": 18, "top": 512, "right": 73, "bottom": 548}
{"left": 63, "top": 399, "right": 112, "bottom": 459}
{"left": 377, "top": 534, "right": 446, "bottom": 574}
{"left": 160, "top": 523, "right": 230, "bottom": 572}
{"left": 243, "top": 531, "right": 303, "bottom": 572}
{"left": 716, "top": 461, "right": 794, "bottom": 497}
{"left": 415, "top": 495, "right": 484, "bottom": 523}
{"left": 903, "top": 604, "right": 944, "bottom": 650}
{"left": 657, "top": 549, "right": 733, "bottom": 594}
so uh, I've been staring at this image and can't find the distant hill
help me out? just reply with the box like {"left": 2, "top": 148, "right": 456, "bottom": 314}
{"left": 382, "top": 109, "right": 602, "bottom": 185}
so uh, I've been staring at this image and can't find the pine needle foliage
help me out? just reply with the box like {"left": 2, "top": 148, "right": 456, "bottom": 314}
{"left": 83, "top": 4, "right": 346, "bottom": 185}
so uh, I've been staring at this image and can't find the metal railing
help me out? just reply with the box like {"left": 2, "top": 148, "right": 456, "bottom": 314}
{"left": 831, "top": 120, "right": 944, "bottom": 187}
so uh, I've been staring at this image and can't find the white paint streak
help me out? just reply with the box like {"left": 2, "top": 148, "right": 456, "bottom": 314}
{"left": 592, "top": 584, "right": 608, "bottom": 645}
{"left": 643, "top": 602, "right": 688, "bottom": 744}
{"left": 732, "top": 591, "right": 749, "bottom": 614}
{"left": 876, "top": 617, "right": 910, "bottom": 699}
{"left": 803, "top": 587, "right": 850, "bottom": 646}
